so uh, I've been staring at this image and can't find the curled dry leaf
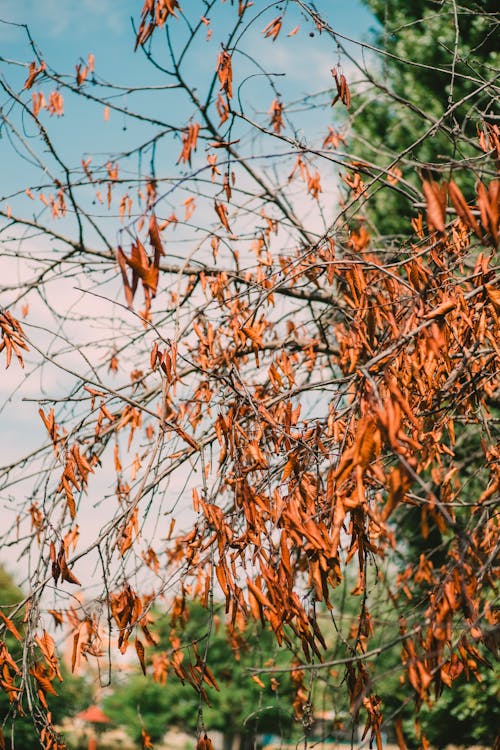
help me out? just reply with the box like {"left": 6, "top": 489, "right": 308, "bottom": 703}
{"left": 422, "top": 178, "right": 447, "bottom": 232}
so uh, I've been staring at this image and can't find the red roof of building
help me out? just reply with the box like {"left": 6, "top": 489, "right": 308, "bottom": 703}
{"left": 75, "top": 705, "right": 111, "bottom": 723}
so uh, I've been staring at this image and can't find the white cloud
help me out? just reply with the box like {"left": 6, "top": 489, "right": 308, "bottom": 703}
{"left": 0, "top": 0, "right": 127, "bottom": 41}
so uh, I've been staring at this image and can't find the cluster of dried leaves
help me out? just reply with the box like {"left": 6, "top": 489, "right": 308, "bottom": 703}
{"left": 0, "top": 2, "right": 498, "bottom": 748}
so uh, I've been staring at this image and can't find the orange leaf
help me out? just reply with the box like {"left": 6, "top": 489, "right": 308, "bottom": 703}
{"left": 30, "top": 663, "right": 57, "bottom": 695}
{"left": 35, "top": 630, "right": 56, "bottom": 662}
{"left": 214, "top": 200, "right": 231, "bottom": 232}
{"left": 486, "top": 284, "right": 500, "bottom": 311}
{"left": 0, "top": 611, "right": 22, "bottom": 641}
{"left": 422, "top": 179, "right": 446, "bottom": 232}
{"left": 197, "top": 735, "right": 214, "bottom": 750}
{"left": 394, "top": 718, "right": 407, "bottom": 750}
{"left": 23, "top": 61, "right": 46, "bottom": 90}
{"left": 60, "top": 553, "right": 81, "bottom": 586}
{"left": 217, "top": 50, "right": 233, "bottom": 99}
{"left": 252, "top": 674, "right": 266, "bottom": 688}
{"left": 448, "top": 180, "right": 482, "bottom": 238}
{"left": 48, "top": 609, "right": 64, "bottom": 628}
{"left": 173, "top": 424, "right": 199, "bottom": 451}
{"left": 116, "top": 247, "right": 135, "bottom": 307}
{"left": 423, "top": 298, "right": 456, "bottom": 320}
{"left": 263, "top": 16, "right": 282, "bottom": 41}
{"left": 135, "top": 637, "right": 147, "bottom": 675}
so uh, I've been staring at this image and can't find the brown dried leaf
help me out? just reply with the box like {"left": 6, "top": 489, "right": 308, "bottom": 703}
{"left": 422, "top": 179, "right": 446, "bottom": 232}
{"left": 135, "top": 637, "right": 147, "bottom": 675}
{"left": 448, "top": 180, "right": 482, "bottom": 239}
{"left": 0, "top": 611, "right": 22, "bottom": 641}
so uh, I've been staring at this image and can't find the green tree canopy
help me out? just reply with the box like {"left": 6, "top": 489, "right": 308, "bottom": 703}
{"left": 104, "top": 601, "right": 296, "bottom": 749}
{"left": 352, "top": 0, "right": 499, "bottom": 235}
{"left": 348, "top": 4, "right": 500, "bottom": 746}
{"left": 0, "top": 566, "right": 91, "bottom": 749}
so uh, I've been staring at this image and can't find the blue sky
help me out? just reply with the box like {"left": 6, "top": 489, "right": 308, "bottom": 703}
{"left": 1, "top": 1, "right": 375, "bottom": 51}
{"left": 0, "top": 0, "right": 377, "bottom": 240}
{"left": 0, "top": 1, "right": 376, "bottom": 97}
{"left": 0, "top": 1, "right": 377, "bottom": 580}
{"left": 0, "top": 0, "right": 378, "bottom": 258}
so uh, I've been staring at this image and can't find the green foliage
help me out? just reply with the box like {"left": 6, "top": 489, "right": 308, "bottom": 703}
{"left": 48, "top": 662, "right": 93, "bottom": 727}
{"left": 0, "top": 566, "right": 39, "bottom": 749}
{"left": 104, "top": 602, "right": 295, "bottom": 746}
{"left": 378, "top": 663, "right": 500, "bottom": 749}
{"left": 0, "top": 568, "right": 25, "bottom": 607}
{"left": 362, "top": 593, "right": 500, "bottom": 749}
{"left": 354, "top": 0, "right": 499, "bottom": 235}
{"left": 0, "top": 566, "right": 91, "bottom": 749}
{"left": 417, "top": 666, "right": 500, "bottom": 748}
{"left": 347, "top": 8, "right": 500, "bottom": 748}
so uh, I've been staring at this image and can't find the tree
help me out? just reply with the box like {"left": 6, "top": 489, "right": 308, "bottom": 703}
{"left": 414, "top": 667, "right": 500, "bottom": 749}
{"left": 351, "top": 0, "right": 499, "bottom": 235}
{"left": 0, "top": 3, "right": 498, "bottom": 749}
{"left": 349, "top": 5, "right": 500, "bottom": 744}
{"left": 0, "top": 567, "right": 41, "bottom": 749}
{"left": 0, "top": 566, "right": 91, "bottom": 749}
{"left": 104, "top": 601, "right": 295, "bottom": 749}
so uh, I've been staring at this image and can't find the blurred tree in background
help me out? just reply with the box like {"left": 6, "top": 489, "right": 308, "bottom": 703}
{"left": 353, "top": 0, "right": 499, "bottom": 236}
{"left": 0, "top": 566, "right": 92, "bottom": 749}
{"left": 104, "top": 601, "right": 295, "bottom": 749}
